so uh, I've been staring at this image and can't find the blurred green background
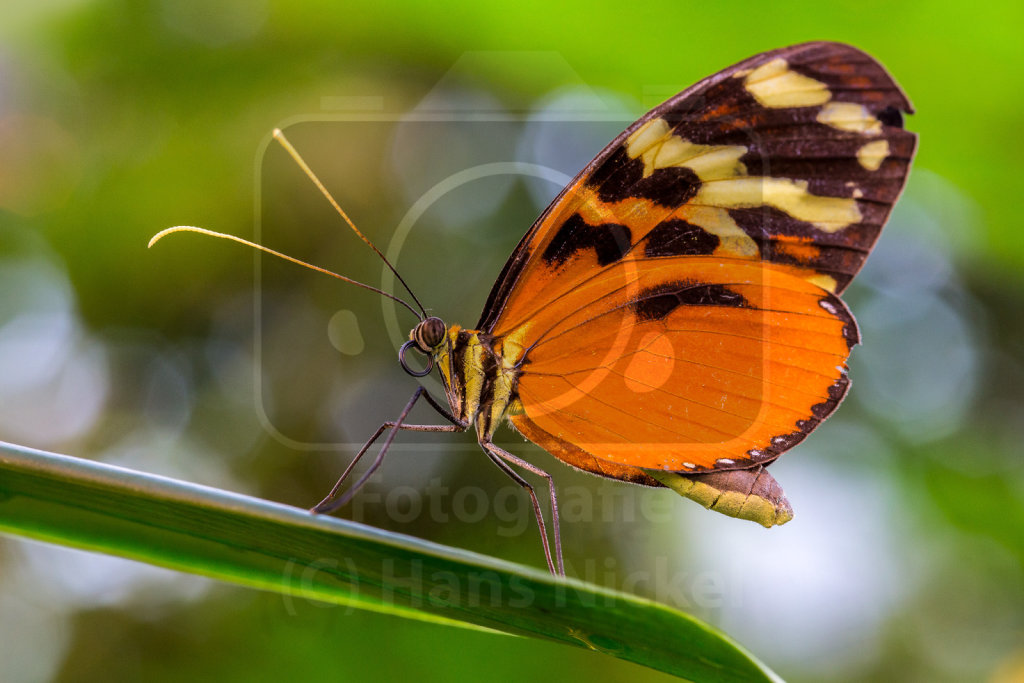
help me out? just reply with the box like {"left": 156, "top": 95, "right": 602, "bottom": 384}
{"left": 2, "top": 1, "right": 1023, "bottom": 681}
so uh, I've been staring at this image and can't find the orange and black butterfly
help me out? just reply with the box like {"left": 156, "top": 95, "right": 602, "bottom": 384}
{"left": 153, "top": 42, "right": 916, "bottom": 575}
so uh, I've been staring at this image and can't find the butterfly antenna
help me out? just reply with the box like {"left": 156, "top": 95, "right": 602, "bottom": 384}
{"left": 148, "top": 226, "right": 422, "bottom": 320}
{"left": 272, "top": 129, "right": 428, "bottom": 318}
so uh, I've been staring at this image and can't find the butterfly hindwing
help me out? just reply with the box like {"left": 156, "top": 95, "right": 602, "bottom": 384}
{"left": 505, "top": 256, "right": 857, "bottom": 472}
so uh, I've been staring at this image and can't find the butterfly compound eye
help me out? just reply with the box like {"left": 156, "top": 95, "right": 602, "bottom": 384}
{"left": 401, "top": 318, "right": 445, "bottom": 377}
{"left": 413, "top": 316, "right": 446, "bottom": 352}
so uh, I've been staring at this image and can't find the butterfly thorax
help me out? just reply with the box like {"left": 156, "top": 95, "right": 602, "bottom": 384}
{"left": 429, "top": 324, "right": 523, "bottom": 440}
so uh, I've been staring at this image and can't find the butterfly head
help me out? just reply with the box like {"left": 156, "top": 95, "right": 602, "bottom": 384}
{"left": 411, "top": 316, "right": 447, "bottom": 352}
{"left": 399, "top": 316, "right": 447, "bottom": 378}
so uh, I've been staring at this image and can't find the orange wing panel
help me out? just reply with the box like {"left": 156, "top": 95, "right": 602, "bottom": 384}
{"left": 508, "top": 258, "right": 856, "bottom": 472}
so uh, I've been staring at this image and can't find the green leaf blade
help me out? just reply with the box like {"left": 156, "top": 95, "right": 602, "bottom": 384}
{"left": 0, "top": 441, "right": 781, "bottom": 682}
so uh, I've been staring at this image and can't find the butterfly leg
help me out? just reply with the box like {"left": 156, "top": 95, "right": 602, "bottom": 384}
{"left": 480, "top": 440, "right": 564, "bottom": 576}
{"left": 312, "top": 386, "right": 467, "bottom": 515}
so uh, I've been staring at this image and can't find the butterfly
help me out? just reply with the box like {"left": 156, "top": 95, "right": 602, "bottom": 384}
{"left": 152, "top": 41, "right": 916, "bottom": 576}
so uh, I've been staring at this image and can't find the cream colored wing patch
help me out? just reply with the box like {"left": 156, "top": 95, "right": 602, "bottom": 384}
{"left": 739, "top": 57, "right": 831, "bottom": 108}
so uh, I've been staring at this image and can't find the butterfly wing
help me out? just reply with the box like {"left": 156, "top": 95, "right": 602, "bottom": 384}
{"left": 480, "top": 42, "right": 915, "bottom": 521}
{"left": 481, "top": 41, "right": 915, "bottom": 337}
{"left": 502, "top": 255, "right": 857, "bottom": 469}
